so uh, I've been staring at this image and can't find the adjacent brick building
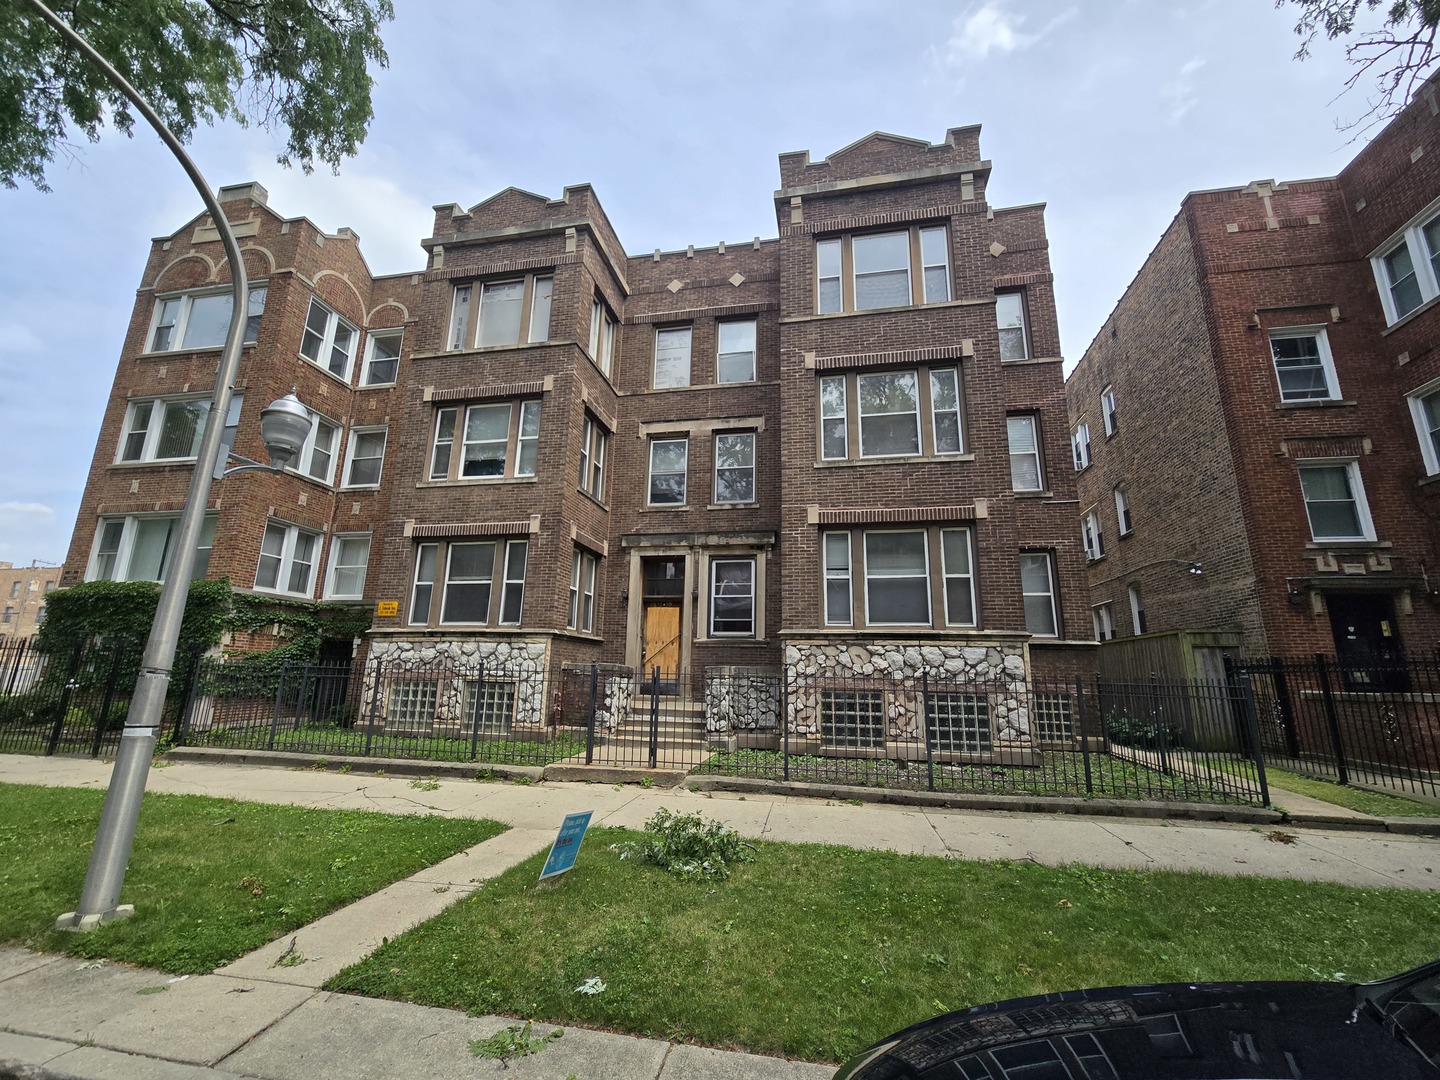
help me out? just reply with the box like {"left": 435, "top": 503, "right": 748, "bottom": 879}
{"left": 0, "top": 562, "right": 62, "bottom": 639}
{"left": 61, "top": 127, "right": 1092, "bottom": 747}
{"left": 1067, "top": 79, "right": 1440, "bottom": 674}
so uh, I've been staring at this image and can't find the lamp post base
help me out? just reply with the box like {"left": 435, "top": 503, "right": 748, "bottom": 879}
{"left": 55, "top": 905, "right": 135, "bottom": 932}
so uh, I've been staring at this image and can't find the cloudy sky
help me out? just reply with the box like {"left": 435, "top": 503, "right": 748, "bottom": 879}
{"left": 0, "top": 0, "right": 1380, "bottom": 566}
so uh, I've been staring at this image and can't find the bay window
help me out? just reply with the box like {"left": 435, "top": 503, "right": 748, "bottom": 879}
{"left": 89, "top": 514, "right": 217, "bottom": 583}
{"left": 148, "top": 286, "right": 265, "bottom": 352}
{"left": 255, "top": 520, "right": 320, "bottom": 596}
{"left": 429, "top": 400, "right": 541, "bottom": 481}
{"left": 448, "top": 275, "right": 553, "bottom": 351}
{"left": 818, "top": 366, "right": 964, "bottom": 460}
{"left": 589, "top": 296, "right": 617, "bottom": 375}
{"left": 117, "top": 395, "right": 242, "bottom": 463}
{"left": 299, "top": 298, "right": 357, "bottom": 379}
{"left": 816, "top": 225, "right": 950, "bottom": 313}
{"left": 409, "top": 539, "right": 529, "bottom": 626}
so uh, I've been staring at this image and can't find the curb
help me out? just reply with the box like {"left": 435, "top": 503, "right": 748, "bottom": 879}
{"left": 164, "top": 746, "right": 544, "bottom": 784}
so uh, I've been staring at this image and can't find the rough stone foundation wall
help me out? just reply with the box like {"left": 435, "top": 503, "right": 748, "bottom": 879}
{"left": 704, "top": 666, "right": 782, "bottom": 733}
{"left": 365, "top": 638, "right": 551, "bottom": 731}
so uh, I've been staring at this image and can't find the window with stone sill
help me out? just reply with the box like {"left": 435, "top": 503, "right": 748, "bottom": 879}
{"left": 822, "top": 526, "right": 975, "bottom": 630}
{"left": 819, "top": 366, "right": 963, "bottom": 461}
{"left": 1269, "top": 327, "right": 1340, "bottom": 402}
{"left": 290, "top": 411, "right": 340, "bottom": 485}
{"left": 88, "top": 514, "right": 218, "bottom": 584}
{"left": 429, "top": 400, "right": 540, "bottom": 481}
{"left": 255, "top": 520, "right": 320, "bottom": 597}
{"left": 1071, "top": 422, "right": 1091, "bottom": 471}
{"left": 299, "top": 298, "right": 358, "bottom": 380}
{"left": 1020, "top": 551, "right": 1058, "bottom": 637}
{"left": 362, "top": 329, "right": 402, "bottom": 386}
{"left": 1082, "top": 509, "right": 1104, "bottom": 562}
{"left": 653, "top": 326, "right": 693, "bottom": 389}
{"left": 648, "top": 437, "right": 688, "bottom": 506}
{"left": 717, "top": 320, "right": 757, "bottom": 383}
{"left": 1006, "top": 414, "right": 1043, "bottom": 492}
{"left": 409, "top": 538, "right": 528, "bottom": 626}
{"left": 324, "top": 534, "right": 371, "bottom": 600}
{"left": 148, "top": 286, "right": 265, "bottom": 353}
{"left": 816, "top": 225, "right": 950, "bottom": 314}
{"left": 709, "top": 558, "right": 756, "bottom": 637}
{"left": 568, "top": 548, "right": 598, "bottom": 633}
{"left": 1299, "top": 460, "right": 1375, "bottom": 542}
{"left": 1092, "top": 603, "right": 1115, "bottom": 642}
{"left": 589, "top": 296, "right": 617, "bottom": 376}
{"left": 448, "top": 275, "right": 552, "bottom": 351}
{"left": 1372, "top": 207, "right": 1440, "bottom": 325}
{"left": 714, "top": 432, "right": 756, "bottom": 504}
{"left": 579, "top": 414, "right": 608, "bottom": 501}
{"left": 996, "top": 291, "right": 1028, "bottom": 361}
{"left": 342, "top": 427, "right": 387, "bottom": 488}
{"left": 1407, "top": 383, "right": 1440, "bottom": 476}
{"left": 117, "top": 395, "right": 242, "bottom": 464}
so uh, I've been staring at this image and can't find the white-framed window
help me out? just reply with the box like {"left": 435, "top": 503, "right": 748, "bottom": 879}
{"left": 294, "top": 413, "right": 339, "bottom": 485}
{"left": 409, "top": 539, "right": 527, "bottom": 626}
{"left": 717, "top": 320, "right": 757, "bottom": 383}
{"left": 653, "top": 326, "right": 693, "bottom": 389}
{"left": 1007, "top": 414, "right": 1043, "bottom": 491}
{"left": 1, "top": 608, "right": 11, "bottom": 624}
{"left": 1407, "top": 383, "right": 1440, "bottom": 475}
{"left": 996, "top": 291, "right": 1028, "bottom": 361}
{"left": 568, "top": 548, "right": 598, "bottom": 633}
{"left": 1101, "top": 385, "right": 1118, "bottom": 434}
{"left": 579, "top": 414, "right": 607, "bottom": 500}
{"left": 117, "top": 395, "right": 242, "bottom": 464}
{"left": 823, "top": 531, "right": 852, "bottom": 626}
{"left": 714, "top": 432, "right": 756, "bottom": 504}
{"left": 299, "top": 298, "right": 357, "bottom": 380}
{"left": 1082, "top": 508, "right": 1105, "bottom": 561}
{"left": 1071, "top": 422, "right": 1091, "bottom": 471}
{"left": 940, "top": 528, "right": 975, "bottom": 627}
{"left": 1299, "top": 460, "right": 1375, "bottom": 541}
{"left": 147, "top": 286, "right": 265, "bottom": 352}
{"left": 1021, "top": 552, "right": 1058, "bottom": 637}
{"left": 820, "top": 367, "right": 962, "bottom": 460}
{"left": 1269, "top": 327, "right": 1340, "bottom": 402}
{"left": 324, "top": 534, "right": 371, "bottom": 599}
{"left": 448, "top": 275, "right": 553, "bottom": 351}
{"left": 1092, "top": 603, "right": 1115, "bottom": 642}
{"left": 362, "top": 329, "right": 402, "bottom": 386}
{"left": 589, "top": 296, "right": 617, "bottom": 376}
{"left": 815, "top": 225, "right": 950, "bottom": 313}
{"left": 1114, "top": 486, "right": 1133, "bottom": 536}
{"left": 342, "top": 427, "right": 387, "bottom": 488}
{"left": 88, "top": 514, "right": 217, "bottom": 583}
{"left": 648, "top": 438, "right": 688, "bottom": 505}
{"left": 1372, "top": 206, "right": 1440, "bottom": 324}
{"left": 864, "top": 530, "right": 930, "bottom": 626}
{"left": 429, "top": 400, "right": 540, "bottom": 481}
{"left": 255, "top": 520, "right": 320, "bottom": 596}
{"left": 710, "top": 558, "right": 756, "bottom": 637}
{"left": 1128, "top": 584, "right": 1147, "bottom": 636}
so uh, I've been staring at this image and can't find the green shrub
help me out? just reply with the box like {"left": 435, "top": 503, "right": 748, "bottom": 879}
{"left": 609, "top": 808, "right": 755, "bottom": 880}
{"left": 1105, "top": 712, "right": 1185, "bottom": 749}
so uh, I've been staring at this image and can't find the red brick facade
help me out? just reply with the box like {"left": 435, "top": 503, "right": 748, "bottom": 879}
{"left": 62, "top": 128, "right": 1090, "bottom": 690}
{"left": 1068, "top": 80, "right": 1440, "bottom": 663}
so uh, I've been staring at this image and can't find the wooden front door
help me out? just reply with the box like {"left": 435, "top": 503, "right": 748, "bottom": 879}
{"left": 642, "top": 603, "right": 682, "bottom": 689}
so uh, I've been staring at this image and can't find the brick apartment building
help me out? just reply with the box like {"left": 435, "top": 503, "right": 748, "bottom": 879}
{"left": 1067, "top": 79, "right": 1440, "bottom": 675}
{"left": 0, "top": 562, "right": 62, "bottom": 639}
{"left": 60, "top": 126, "right": 1092, "bottom": 745}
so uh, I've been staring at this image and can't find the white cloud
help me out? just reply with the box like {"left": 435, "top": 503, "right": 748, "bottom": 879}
{"left": 0, "top": 502, "right": 54, "bottom": 516}
{"left": 1161, "top": 57, "right": 1207, "bottom": 125}
{"left": 942, "top": 2, "right": 1077, "bottom": 64}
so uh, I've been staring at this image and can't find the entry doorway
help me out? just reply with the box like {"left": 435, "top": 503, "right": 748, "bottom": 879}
{"left": 1326, "top": 592, "right": 1409, "bottom": 692}
{"left": 641, "top": 557, "right": 685, "bottom": 694}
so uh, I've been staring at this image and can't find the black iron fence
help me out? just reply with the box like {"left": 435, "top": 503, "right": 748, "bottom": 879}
{"left": 0, "top": 639, "right": 146, "bottom": 758}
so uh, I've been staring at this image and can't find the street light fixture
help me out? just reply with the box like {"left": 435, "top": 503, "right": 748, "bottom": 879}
{"left": 222, "top": 393, "right": 315, "bottom": 476}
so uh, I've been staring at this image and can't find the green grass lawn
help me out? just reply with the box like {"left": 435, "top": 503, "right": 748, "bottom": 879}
{"left": 328, "top": 827, "right": 1440, "bottom": 1063}
{"left": 1262, "top": 767, "right": 1440, "bottom": 818}
{"left": 0, "top": 782, "right": 505, "bottom": 973}
{"left": 188, "top": 725, "right": 586, "bottom": 766}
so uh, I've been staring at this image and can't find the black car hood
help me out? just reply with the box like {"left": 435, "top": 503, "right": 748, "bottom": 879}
{"left": 836, "top": 979, "right": 1436, "bottom": 1079}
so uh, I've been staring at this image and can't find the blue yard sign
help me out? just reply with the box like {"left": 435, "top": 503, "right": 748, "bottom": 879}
{"left": 539, "top": 811, "right": 593, "bottom": 880}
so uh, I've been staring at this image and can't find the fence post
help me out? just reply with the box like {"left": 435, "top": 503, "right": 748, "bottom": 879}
{"left": 782, "top": 666, "right": 791, "bottom": 782}
{"left": 363, "top": 657, "right": 383, "bottom": 757}
{"left": 1075, "top": 674, "right": 1094, "bottom": 796}
{"left": 469, "top": 659, "right": 486, "bottom": 762}
{"left": 1232, "top": 662, "right": 1270, "bottom": 806}
{"left": 267, "top": 663, "right": 288, "bottom": 751}
{"left": 1150, "top": 672, "right": 1171, "bottom": 775}
{"left": 88, "top": 648, "right": 125, "bottom": 759}
{"left": 4, "top": 637, "right": 27, "bottom": 697}
{"left": 1314, "top": 653, "right": 1349, "bottom": 786}
{"left": 920, "top": 670, "right": 935, "bottom": 792}
{"left": 45, "top": 643, "right": 84, "bottom": 756}
{"left": 649, "top": 667, "right": 660, "bottom": 769}
{"left": 173, "top": 650, "right": 206, "bottom": 748}
{"left": 1269, "top": 654, "right": 1301, "bottom": 757}
{"left": 585, "top": 662, "right": 598, "bottom": 766}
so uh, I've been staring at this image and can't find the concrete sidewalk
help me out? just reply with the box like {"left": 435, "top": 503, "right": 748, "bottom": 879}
{"left": 1, "top": 754, "right": 1437, "bottom": 1079}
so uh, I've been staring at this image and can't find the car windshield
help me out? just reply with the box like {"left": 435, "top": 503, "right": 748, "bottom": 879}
{"left": 1378, "top": 969, "right": 1440, "bottom": 1067}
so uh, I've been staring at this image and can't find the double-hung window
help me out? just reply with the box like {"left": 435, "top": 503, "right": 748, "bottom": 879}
{"left": 589, "top": 296, "right": 617, "bottom": 375}
{"left": 293, "top": 413, "right": 339, "bottom": 484}
{"left": 1007, "top": 414, "right": 1043, "bottom": 491}
{"left": 1269, "top": 327, "right": 1340, "bottom": 401}
{"left": 710, "top": 558, "right": 756, "bottom": 637}
{"left": 940, "top": 529, "right": 976, "bottom": 627}
{"left": 117, "top": 395, "right": 242, "bottom": 463}
{"left": 1128, "top": 585, "right": 1147, "bottom": 636}
{"left": 1299, "top": 461, "right": 1375, "bottom": 541}
{"left": 996, "top": 292, "right": 1028, "bottom": 360}
{"left": 409, "top": 539, "right": 528, "bottom": 626}
{"left": 148, "top": 286, "right": 266, "bottom": 352}
{"left": 89, "top": 514, "right": 217, "bottom": 583}
{"left": 865, "top": 531, "right": 931, "bottom": 625}
{"left": 430, "top": 400, "right": 540, "bottom": 481}
{"left": 299, "top": 299, "right": 357, "bottom": 379}
{"left": 717, "top": 320, "right": 757, "bottom": 383}
{"left": 449, "top": 275, "right": 553, "bottom": 350}
{"left": 1021, "top": 552, "right": 1058, "bottom": 637}
{"left": 648, "top": 438, "right": 688, "bottom": 505}
{"left": 1101, "top": 385, "right": 1119, "bottom": 434}
{"left": 1114, "top": 486, "right": 1133, "bottom": 536}
{"left": 714, "top": 432, "right": 756, "bottom": 504}
{"left": 1071, "top": 422, "right": 1091, "bottom": 470}
{"left": 255, "top": 520, "right": 320, "bottom": 596}
{"left": 1373, "top": 207, "right": 1440, "bottom": 324}
{"left": 579, "top": 414, "right": 607, "bottom": 500}
{"left": 1092, "top": 603, "right": 1115, "bottom": 641}
{"left": 653, "top": 326, "right": 692, "bottom": 389}
{"left": 568, "top": 548, "right": 598, "bottom": 633}
{"left": 342, "top": 427, "right": 387, "bottom": 488}
{"left": 362, "top": 330, "right": 401, "bottom": 386}
{"left": 824, "top": 527, "right": 975, "bottom": 630}
{"left": 1408, "top": 383, "right": 1440, "bottom": 475}
{"left": 1082, "top": 509, "right": 1105, "bottom": 561}
{"left": 815, "top": 225, "right": 950, "bottom": 313}
{"left": 324, "top": 534, "right": 371, "bottom": 599}
{"left": 823, "top": 532, "right": 853, "bottom": 625}
{"left": 819, "top": 366, "right": 963, "bottom": 460}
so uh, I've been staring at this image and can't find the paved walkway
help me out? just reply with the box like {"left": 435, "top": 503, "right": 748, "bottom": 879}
{"left": 0, "top": 754, "right": 1437, "bottom": 1080}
